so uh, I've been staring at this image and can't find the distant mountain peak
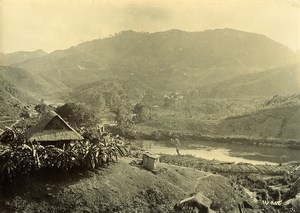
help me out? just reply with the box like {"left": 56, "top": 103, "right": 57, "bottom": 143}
{"left": 33, "top": 49, "right": 47, "bottom": 54}
{"left": 0, "top": 49, "right": 47, "bottom": 66}
{"left": 163, "top": 29, "right": 186, "bottom": 33}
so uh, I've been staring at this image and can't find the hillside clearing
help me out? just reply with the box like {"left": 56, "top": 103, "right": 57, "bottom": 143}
{"left": 0, "top": 157, "right": 252, "bottom": 212}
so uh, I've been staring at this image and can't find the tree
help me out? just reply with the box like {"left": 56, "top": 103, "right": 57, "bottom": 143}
{"left": 55, "top": 103, "right": 96, "bottom": 128}
{"left": 34, "top": 103, "right": 48, "bottom": 114}
{"left": 114, "top": 105, "right": 133, "bottom": 127}
{"left": 133, "top": 103, "right": 151, "bottom": 123}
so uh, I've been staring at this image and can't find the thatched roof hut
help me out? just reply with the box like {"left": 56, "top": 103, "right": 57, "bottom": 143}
{"left": 26, "top": 111, "right": 83, "bottom": 146}
{"left": 177, "top": 192, "right": 215, "bottom": 213}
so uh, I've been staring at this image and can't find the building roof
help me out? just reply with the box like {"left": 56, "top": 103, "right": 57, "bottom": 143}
{"left": 26, "top": 111, "right": 84, "bottom": 142}
{"left": 179, "top": 192, "right": 212, "bottom": 209}
{"left": 143, "top": 152, "right": 160, "bottom": 159}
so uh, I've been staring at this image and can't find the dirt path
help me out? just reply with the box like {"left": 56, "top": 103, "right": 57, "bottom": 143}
{"left": 193, "top": 173, "right": 219, "bottom": 193}
{"left": 196, "top": 173, "right": 215, "bottom": 180}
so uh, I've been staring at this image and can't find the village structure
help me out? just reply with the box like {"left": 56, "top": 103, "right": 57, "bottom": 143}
{"left": 142, "top": 152, "right": 160, "bottom": 171}
{"left": 176, "top": 192, "right": 216, "bottom": 213}
{"left": 26, "top": 111, "right": 83, "bottom": 147}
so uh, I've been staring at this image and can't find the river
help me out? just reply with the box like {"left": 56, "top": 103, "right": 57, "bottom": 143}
{"left": 138, "top": 140, "right": 300, "bottom": 165}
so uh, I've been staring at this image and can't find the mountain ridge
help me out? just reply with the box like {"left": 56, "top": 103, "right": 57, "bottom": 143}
{"left": 13, "top": 29, "right": 299, "bottom": 94}
{"left": 0, "top": 49, "right": 47, "bottom": 66}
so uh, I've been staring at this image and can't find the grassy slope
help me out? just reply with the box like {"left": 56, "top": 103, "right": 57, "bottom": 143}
{"left": 0, "top": 158, "right": 250, "bottom": 212}
{"left": 217, "top": 105, "right": 300, "bottom": 140}
{"left": 195, "top": 63, "right": 300, "bottom": 98}
{"left": 0, "top": 73, "right": 36, "bottom": 119}
{"left": 0, "top": 66, "right": 70, "bottom": 99}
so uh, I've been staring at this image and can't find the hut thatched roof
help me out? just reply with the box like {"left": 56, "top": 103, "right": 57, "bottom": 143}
{"left": 179, "top": 192, "right": 212, "bottom": 209}
{"left": 26, "top": 111, "right": 84, "bottom": 142}
{"left": 143, "top": 152, "right": 160, "bottom": 159}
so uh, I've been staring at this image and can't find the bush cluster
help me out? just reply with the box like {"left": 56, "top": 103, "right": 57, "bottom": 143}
{"left": 0, "top": 128, "right": 128, "bottom": 183}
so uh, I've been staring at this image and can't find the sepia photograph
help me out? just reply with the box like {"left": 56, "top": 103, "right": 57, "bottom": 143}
{"left": 0, "top": 0, "right": 300, "bottom": 212}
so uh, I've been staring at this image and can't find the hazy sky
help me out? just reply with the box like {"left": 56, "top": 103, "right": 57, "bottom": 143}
{"left": 1, "top": 0, "right": 300, "bottom": 53}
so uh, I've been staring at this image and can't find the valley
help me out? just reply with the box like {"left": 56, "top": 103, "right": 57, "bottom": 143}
{"left": 1, "top": 29, "right": 300, "bottom": 142}
{"left": 0, "top": 28, "right": 300, "bottom": 212}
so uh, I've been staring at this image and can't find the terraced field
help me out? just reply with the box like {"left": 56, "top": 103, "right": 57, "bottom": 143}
{"left": 202, "top": 164, "right": 285, "bottom": 175}
{"left": 160, "top": 155, "right": 296, "bottom": 175}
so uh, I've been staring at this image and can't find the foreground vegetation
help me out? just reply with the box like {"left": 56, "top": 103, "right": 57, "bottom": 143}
{"left": 0, "top": 156, "right": 258, "bottom": 213}
{"left": 0, "top": 127, "right": 128, "bottom": 184}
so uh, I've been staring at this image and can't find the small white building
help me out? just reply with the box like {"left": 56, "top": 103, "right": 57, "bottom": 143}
{"left": 142, "top": 152, "right": 160, "bottom": 171}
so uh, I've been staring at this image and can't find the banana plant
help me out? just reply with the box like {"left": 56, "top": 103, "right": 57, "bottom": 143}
{"left": 42, "top": 146, "right": 64, "bottom": 168}
{"left": 76, "top": 140, "right": 101, "bottom": 169}
{"left": 0, "top": 125, "right": 130, "bottom": 183}
{"left": 58, "top": 144, "right": 78, "bottom": 171}
{"left": 97, "top": 142, "right": 107, "bottom": 167}
{"left": 0, "top": 160, "right": 17, "bottom": 183}
{"left": 43, "top": 144, "right": 78, "bottom": 171}
{"left": 104, "top": 138, "right": 128, "bottom": 162}
{"left": 16, "top": 142, "right": 46, "bottom": 171}
{"left": 0, "top": 147, "right": 17, "bottom": 182}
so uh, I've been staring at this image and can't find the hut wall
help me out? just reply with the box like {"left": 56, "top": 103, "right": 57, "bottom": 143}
{"left": 142, "top": 155, "right": 149, "bottom": 169}
{"left": 143, "top": 154, "right": 159, "bottom": 171}
{"left": 40, "top": 140, "right": 71, "bottom": 148}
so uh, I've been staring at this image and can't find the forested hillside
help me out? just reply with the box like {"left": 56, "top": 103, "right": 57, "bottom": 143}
{"left": 15, "top": 29, "right": 299, "bottom": 92}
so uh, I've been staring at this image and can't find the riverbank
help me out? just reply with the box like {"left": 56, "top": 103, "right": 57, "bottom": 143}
{"left": 114, "top": 126, "right": 300, "bottom": 150}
